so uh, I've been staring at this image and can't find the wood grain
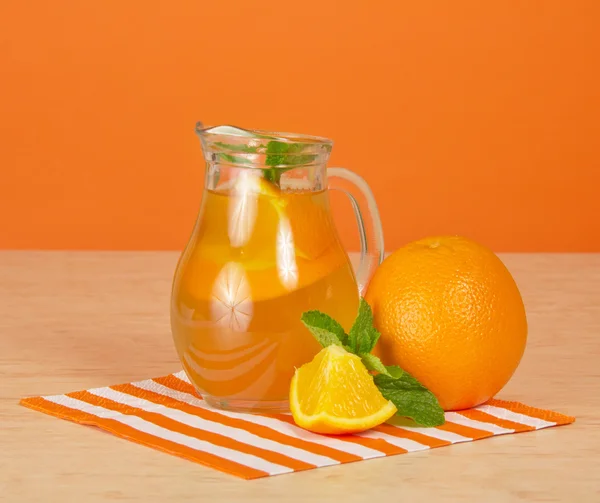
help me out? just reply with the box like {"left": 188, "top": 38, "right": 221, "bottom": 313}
{"left": 1, "top": 252, "right": 599, "bottom": 502}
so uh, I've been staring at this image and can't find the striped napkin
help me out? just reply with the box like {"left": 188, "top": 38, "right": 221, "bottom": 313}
{"left": 20, "top": 371, "right": 574, "bottom": 479}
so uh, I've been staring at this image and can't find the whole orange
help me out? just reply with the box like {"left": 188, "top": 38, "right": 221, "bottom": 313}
{"left": 365, "top": 236, "right": 527, "bottom": 411}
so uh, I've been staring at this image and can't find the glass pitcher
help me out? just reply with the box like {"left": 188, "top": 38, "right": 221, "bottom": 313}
{"left": 170, "top": 124, "right": 384, "bottom": 412}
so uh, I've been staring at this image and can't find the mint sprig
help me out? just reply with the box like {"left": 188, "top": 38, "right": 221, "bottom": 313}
{"left": 359, "top": 352, "right": 389, "bottom": 375}
{"left": 348, "top": 299, "right": 380, "bottom": 354}
{"left": 301, "top": 310, "right": 348, "bottom": 348}
{"left": 301, "top": 298, "right": 445, "bottom": 427}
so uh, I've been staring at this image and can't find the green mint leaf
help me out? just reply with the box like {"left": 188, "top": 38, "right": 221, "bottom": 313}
{"left": 359, "top": 353, "right": 389, "bottom": 375}
{"left": 374, "top": 373, "right": 445, "bottom": 427}
{"left": 263, "top": 168, "right": 279, "bottom": 184}
{"left": 217, "top": 153, "right": 251, "bottom": 165}
{"left": 265, "top": 141, "right": 315, "bottom": 167}
{"left": 265, "top": 140, "right": 295, "bottom": 166}
{"left": 360, "top": 355, "right": 406, "bottom": 379}
{"left": 348, "top": 298, "right": 380, "bottom": 354}
{"left": 384, "top": 365, "right": 405, "bottom": 378}
{"left": 264, "top": 141, "right": 318, "bottom": 184}
{"left": 301, "top": 310, "right": 348, "bottom": 348}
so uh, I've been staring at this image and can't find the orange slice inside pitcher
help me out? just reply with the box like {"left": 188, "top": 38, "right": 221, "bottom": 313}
{"left": 184, "top": 175, "right": 348, "bottom": 305}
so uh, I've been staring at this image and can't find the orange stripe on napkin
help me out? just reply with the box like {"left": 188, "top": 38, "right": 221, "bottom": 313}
{"left": 334, "top": 434, "right": 408, "bottom": 455}
{"left": 154, "top": 374, "right": 201, "bottom": 395}
{"left": 458, "top": 409, "right": 535, "bottom": 432}
{"left": 373, "top": 423, "right": 452, "bottom": 448}
{"left": 437, "top": 421, "right": 492, "bottom": 440}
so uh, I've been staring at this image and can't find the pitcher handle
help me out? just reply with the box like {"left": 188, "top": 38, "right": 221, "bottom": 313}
{"left": 327, "top": 167, "right": 385, "bottom": 294}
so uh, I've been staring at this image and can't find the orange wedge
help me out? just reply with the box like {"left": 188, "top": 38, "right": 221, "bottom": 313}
{"left": 290, "top": 345, "right": 397, "bottom": 434}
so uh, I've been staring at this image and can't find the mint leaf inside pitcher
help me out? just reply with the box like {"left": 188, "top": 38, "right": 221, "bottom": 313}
{"left": 264, "top": 141, "right": 318, "bottom": 184}
{"left": 212, "top": 136, "right": 324, "bottom": 185}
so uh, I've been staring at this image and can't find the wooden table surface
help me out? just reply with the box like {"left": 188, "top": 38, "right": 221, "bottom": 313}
{"left": 1, "top": 252, "right": 599, "bottom": 502}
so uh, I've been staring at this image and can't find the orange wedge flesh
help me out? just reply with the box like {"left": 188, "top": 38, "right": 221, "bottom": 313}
{"left": 290, "top": 345, "right": 397, "bottom": 434}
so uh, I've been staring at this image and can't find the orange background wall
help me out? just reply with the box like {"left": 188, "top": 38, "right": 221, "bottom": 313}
{"left": 1, "top": 1, "right": 599, "bottom": 252}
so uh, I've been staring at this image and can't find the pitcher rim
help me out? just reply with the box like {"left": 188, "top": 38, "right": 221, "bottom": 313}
{"left": 195, "top": 122, "right": 334, "bottom": 147}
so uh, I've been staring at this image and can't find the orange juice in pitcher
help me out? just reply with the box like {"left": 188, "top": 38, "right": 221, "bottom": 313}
{"left": 171, "top": 124, "right": 384, "bottom": 412}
